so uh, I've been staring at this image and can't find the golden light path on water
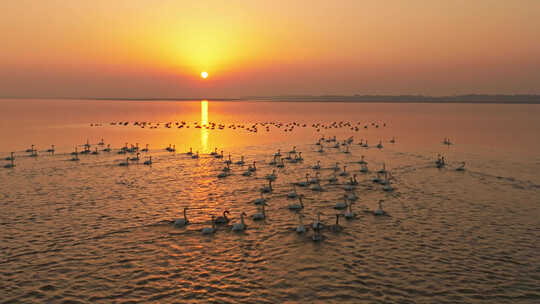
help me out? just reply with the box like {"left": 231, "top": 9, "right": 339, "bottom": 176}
{"left": 201, "top": 100, "right": 209, "bottom": 151}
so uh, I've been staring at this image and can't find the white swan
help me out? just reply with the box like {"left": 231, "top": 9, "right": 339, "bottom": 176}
{"left": 287, "top": 184, "right": 298, "bottom": 198}
{"left": 173, "top": 207, "right": 189, "bottom": 227}
{"left": 252, "top": 203, "right": 267, "bottom": 220}
{"left": 260, "top": 180, "right": 273, "bottom": 193}
{"left": 288, "top": 195, "right": 304, "bottom": 210}
{"left": 296, "top": 213, "right": 306, "bottom": 233}
{"left": 334, "top": 195, "right": 348, "bottom": 209}
{"left": 345, "top": 201, "right": 356, "bottom": 219}
{"left": 253, "top": 193, "right": 266, "bottom": 205}
{"left": 214, "top": 210, "right": 230, "bottom": 224}
{"left": 235, "top": 156, "right": 245, "bottom": 165}
{"left": 202, "top": 216, "right": 217, "bottom": 234}
{"left": 329, "top": 214, "right": 344, "bottom": 232}
{"left": 265, "top": 170, "right": 277, "bottom": 181}
{"left": 232, "top": 212, "right": 247, "bottom": 231}
{"left": 373, "top": 200, "right": 386, "bottom": 216}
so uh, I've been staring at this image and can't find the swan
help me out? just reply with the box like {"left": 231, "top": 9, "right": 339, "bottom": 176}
{"left": 98, "top": 138, "right": 105, "bottom": 146}
{"left": 339, "top": 165, "right": 349, "bottom": 177}
{"left": 70, "top": 149, "right": 80, "bottom": 161}
{"left": 347, "top": 191, "right": 358, "bottom": 201}
{"left": 312, "top": 211, "right": 324, "bottom": 229}
{"left": 317, "top": 145, "right": 324, "bottom": 153}
{"left": 25, "top": 144, "right": 35, "bottom": 153}
{"left": 296, "top": 213, "right": 306, "bottom": 233}
{"left": 274, "top": 149, "right": 281, "bottom": 157}
{"left": 288, "top": 195, "right": 304, "bottom": 210}
{"left": 129, "top": 153, "right": 140, "bottom": 162}
{"left": 143, "top": 156, "right": 152, "bottom": 165}
{"left": 373, "top": 200, "right": 386, "bottom": 216}
{"left": 329, "top": 214, "right": 344, "bottom": 232}
{"left": 202, "top": 216, "right": 217, "bottom": 234}
{"left": 287, "top": 184, "right": 298, "bottom": 198}
{"left": 242, "top": 169, "right": 252, "bottom": 176}
{"left": 310, "top": 181, "right": 323, "bottom": 191}
{"left": 376, "top": 141, "right": 383, "bottom": 149}
{"left": 252, "top": 203, "right": 267, "bottom": 220}
{"left": 103, "top": 144, "right": 111, "bottom": 152}
{"left": 224, "top": 154, "right": 232, "bottom": 165}
{"left": 4, "top": 158, "right": 15, "bottom": 168}
{"left": 232, "top": 212, "right": 247, "bottom": 231}
{"left": 332, "top": 162, "right": 340, "bottom": 172}
{"left": 456, "top": 162, "right": 466, "bottom": 171}
{"left": 91, "top": 147, "right": 99, "bottom": 155}
{"left": 334, "top": 195, "right": 348, "bottom": 209}
{"left": 5, "top": 152, "right": 15, "bottom": 161}
{"left": 343, "top": 145, "right": 350, "bottom": 154}
{"left": 328, "top": 172, "right": 338, "bottom": 183}
{"left": 217, "top": 171, "right": 230, "bottom": 178}
{"left": 253, "top": 193, "right": 266, "bottom": 205}
{"left": 294, "top": 152, "right": 303, "bottom": 161}
{"left": 309, "top": 172, "right": 320, "bottom": 184}
{"left": 215, "top": 150, "right": 224, "bottom": 159}
{"left": 297, "top": 174, "right": 310, "bottom": 187}
{"left": 360, "top": 163, "right": 369, "bottom": 173}
{"left": 390, "top": 137, "right": 395, "bottom": 144}
{"left": 235, "top": 156, "right": 245, "bottom": 165}
{"left": 312, "top": 223, "right": 323, "bottom": 242}
{"left": 312, "top": 160, "right": 321, "bottom": 170}
{"left": 118, "top": 157, "right": 129, "bottom": 166}
{"left": 222, "top": 163, "right": 231, "bottom": 172}
{"left": 186, "top": 147, "right": 193, "bottom": 155}
{"left": 141, "top": 144, "right": 149, "bottom": 152}
{"left": 276, "top": 158, "right": 285, "bottom": 168}
{"left": 436, "top": 156, "right": 446, "bottom": 168}
{"left": 210, "top": 148, "right": 218, "bottom": 156}
{"left": 191, "top": 151, "right": 199, "bottom": 159}
{"left": 173, "top": 207, "right": 189, "bottom": 227}
{"left": 345, "top": 201, "right": 356, "bottom": 219}
{"left": 265, "top": 170, "right": 277, "bottom": 181}
{"left": 248, "top": 161, "right": 257, "bottom": 172}
{"left": 46, "top": 145, "right": 55, "bottom": 154}
{"left": 347, "top": 174, "right": 358, "bottom": 185}
{"left": 289, "top": 146, "right": 297, "bottom": 153}
{"left": 377, "top": 163, "right": 387, "bottom": 174}
{"left": 372, "top": 172, "right": 383, "bottom": 183}
{"left": 358, "top": 155, "right": 367, "bottom": 165}
{"left": 214, "top": 210, "right": 230, "bottom": 224}
{"left": 260, "top": 180, "right": 273, "bottom": 193}
{"left": 362, "top": 140, "right": 369, "bottom": 148}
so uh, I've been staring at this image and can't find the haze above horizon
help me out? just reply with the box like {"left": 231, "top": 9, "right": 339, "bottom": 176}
{"left": 1, "top": 0, "right": 539, "bottom": 99}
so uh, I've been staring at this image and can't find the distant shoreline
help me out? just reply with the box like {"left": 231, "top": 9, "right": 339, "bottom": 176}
{"left": 1, "top": 95, "right": 540, "bottom": 104}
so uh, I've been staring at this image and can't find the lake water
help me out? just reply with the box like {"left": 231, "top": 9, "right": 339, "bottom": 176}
{"left": 1, "top": 99, "right": 539, "bottom": 303}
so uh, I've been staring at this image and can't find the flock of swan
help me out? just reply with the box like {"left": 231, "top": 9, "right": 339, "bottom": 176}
{"left": 2, "top": 134, "right": 465, "bottom": 242}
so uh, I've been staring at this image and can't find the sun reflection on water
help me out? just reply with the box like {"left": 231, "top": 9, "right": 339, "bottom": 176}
{"left": 201, "top": 100, "right": 209, "bottom": 152}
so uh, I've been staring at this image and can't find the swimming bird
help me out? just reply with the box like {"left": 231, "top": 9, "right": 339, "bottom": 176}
{"left": 296, "top": 213, "right": 306, "bottom": 233}
{"left": 103, "top": 144, "right": 111, "bottom": 152}
{"left": 232, "top": 212, "right": 247, "bottom": 231}
{"left": 334, "top": 195, "right": 348, "bottom": 209}
{"left": 70, "top": 149, "right": 80, "bottom": 161}
{"left": 141, "top": 144, "right": 149, "bottom": 152}
{"left": 215, "top": 150, "right": 224, "bottom": 159}
{"left": 312, "top": 211, "right": 324, "bottom": 229}
{"left": 345, "top": 201, "right": 356, "bottom": 219}
{"left": 173, "top": 207, "right": 189, "bottom": 227}
{"left": 312, "top": 161, "right": 321, "bottom": 170}
{"left": 339, "top": 165, "right": 349, "bottom": 177}
{"left": 328, "top": 214, "right": 344, "bottom": 232}
{"left": 186, "top": 147, "right": 193, "bottom": 155}
{"left": 297, "top": 174, "right": 310, "bottom": 187}
{"left": 143, "top": 156, "right": 152, "bottom": 165}
{"left": 373, "top": 200, "right": 386, "bottom": 216}
{"left": 191, "top": 151, "right": 199, "bottom": 159}
{"left": 287, "top": 184, "right": 298, "bottom": 198}
{"left": 214, "top": 210, "right": 230, "bottom": 224}
{"left": 248, "top": 161, "right": 257, "bottom": 172}
{"left": 312, "top": 222, "right": 323, "bottom": 242}
{"left": 252, "top": 203, "right": 267, "bottom": 220}
{"left": 253, "top": 193, "right": 266, "bottom": 205}
{"left": 4, "top": 157, "right": 15, "bottom": 168}
{"left": 376, "top": 141, "right": 383, "bottom": 149}
{"left": 274, "top": 149, "right": 281, "bottom": 157}
{"left": 310, "top": 180, "right": 323, "bottom": 191}
{"left": 332, "top": 162, "right": 340, "bottom": 172}
{"left": 235, "top": 156, "right": 245, "bottom": 165}
{"left": 288, "top": 195, "right": 304, "bottom": 210}
{"left": 347, "top": 190, "right": 358, "bottom": 201}
{"left": 309, "top": 172, "right": 320, "bottom": 184}
{"left": 224, "top": 154, "right": 232, "bottom": 165}
{"left": 118, "top": 157, "right": 129, "bottom": 166}
{"left": 91, "top": 147, "right": 99, "bottom": 155}
{"left": 260, "top": 180, "right": 273, "bottom": 193}
{"left": 129, "top": 153, "right": 140, "bottom": 162}
{"left": 328, "top": 172, "right": 338, "bottom": 183}
{"left": 456, "top": 161, "right": 466, "bottom": 171}
{"left": 202, "top": 216, "right": 217, "bottom": 234}
{"left": 25, "top": 144, "right": 35, "bottom": 153}
{"left": 360, "top": 163, "right": 369, "bottom": 173}
{"left": 390, "top": 137, "right": 396, "bottom": 144}
{"left": 46, "top": 145, "right": 55, "bottom": 155}
{"left": 377, "top": 163, "right": 387, "bottom": 174}
{"left": 210, "top": 148, "right": 218, "bottom": 156}
{"left": 4, "top": 152, "right": 15, "bottom": 161}
{"left": 265, "top": 169, "right": 277, "bottom": 181}
{"left": 276, "top": 158, "right": 285, "bottom": 168}
{"left": 358, "top": 155, "right": 367, "bottom": 165}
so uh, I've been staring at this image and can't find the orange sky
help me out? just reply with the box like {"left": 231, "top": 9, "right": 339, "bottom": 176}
{"left": 1, "top": 0, "right": 539, "bottom": 98}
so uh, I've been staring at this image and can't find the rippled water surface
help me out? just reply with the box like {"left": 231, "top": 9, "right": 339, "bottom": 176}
{"left": 1, "top": 99, "right": 539, "bottom": 303}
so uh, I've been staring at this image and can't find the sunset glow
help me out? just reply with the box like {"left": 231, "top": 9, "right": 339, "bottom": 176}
{"left": 201, "top": 72, "right": 209, "bottom": 79}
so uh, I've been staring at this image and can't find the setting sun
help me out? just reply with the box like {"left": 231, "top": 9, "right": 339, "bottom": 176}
{"left": 201, "top": 71, "right": 208, "bottom": 79}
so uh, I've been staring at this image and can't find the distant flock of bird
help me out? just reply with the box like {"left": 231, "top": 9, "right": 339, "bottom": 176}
{"left": 2, "top": 132, "right": 465, "bottom": 242}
